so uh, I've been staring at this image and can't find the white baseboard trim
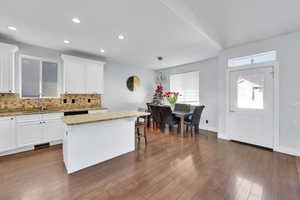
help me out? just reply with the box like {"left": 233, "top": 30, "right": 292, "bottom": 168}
{"left": 50, "top": 140, "right": 62, "bottom": 146}
{"left": 0, "top": 145, "right": 34, "bottom": 157}
{"left": 276, "top": 145, "right": 300, "bottom": 157}
{"left": 217, "top": 134, "right": 229, "bottom": 140}
{"left": 199, "top": 125, "right": 218, "bottom": 133}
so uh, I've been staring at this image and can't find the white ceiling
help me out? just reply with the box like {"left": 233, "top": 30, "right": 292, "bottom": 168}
{"left": 1, "top": 0, "right": 300, "bottom": 69}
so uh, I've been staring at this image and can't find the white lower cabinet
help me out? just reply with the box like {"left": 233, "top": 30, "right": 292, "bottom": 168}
{"left": 0, "top": 117, "right": 16, "bottom": 152}
{"left": 15, "top": 113, "right": 64, "bottom": 149}
{"left": 44, "top": 119, "right": 64, "bottom": 142}
{"left": 16, "top": 121, "right": 43, "bottom": 147}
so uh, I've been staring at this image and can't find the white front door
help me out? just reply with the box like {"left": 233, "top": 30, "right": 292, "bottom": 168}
{"left": 228, "top": 66, "right": 274, "bottom": 148}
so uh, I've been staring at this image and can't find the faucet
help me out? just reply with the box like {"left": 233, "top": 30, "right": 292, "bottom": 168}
{"left": 38, "top": 99, "right": 47, "bottom": 111}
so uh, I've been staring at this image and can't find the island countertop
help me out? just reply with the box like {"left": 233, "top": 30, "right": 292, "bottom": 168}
{"left": 63, "top": 111, "right": 150, "bottom": 125}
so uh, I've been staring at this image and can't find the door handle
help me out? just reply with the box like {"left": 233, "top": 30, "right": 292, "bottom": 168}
{"left": 229, "top": 110, "right": 235, "bottom": 112}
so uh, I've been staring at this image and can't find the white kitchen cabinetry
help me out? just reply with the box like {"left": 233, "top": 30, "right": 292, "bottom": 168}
{"left": 16, "top": 120, "right": 43, "bottom": 147}
{"left": 63, "top": 58, "right": 86, "bottom": 94}
{"left": 62, "top": 55, "right": 105, "bottom": 94}
{"left": 86, "top": 62, "right": 104, "bottom": 94}
{"left": 0, "top": 117, "right": 16, "bottom": 152}
{"left": 16, "top": 113, "right": 64, "bottom": 148}
{"left": 43, "top": 113, "right": 64, "bottom": 142}
{"left": 0, "top": 43, "right": 18, "bottom": 93}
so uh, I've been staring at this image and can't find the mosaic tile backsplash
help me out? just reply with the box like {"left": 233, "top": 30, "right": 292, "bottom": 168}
{"left": 0, "top": 93, "right": 102, "bottom": 112}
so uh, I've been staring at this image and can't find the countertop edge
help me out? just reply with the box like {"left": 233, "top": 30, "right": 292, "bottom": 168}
{"left": 0, "top": 107, "right": 108, "bottom": 117}
{"left": 63, "top": 112, "right": 150, "bottom": 126}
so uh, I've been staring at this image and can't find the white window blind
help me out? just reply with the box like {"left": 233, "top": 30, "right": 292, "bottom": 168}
{"left": 170, "top": 71, "right": 199, "bottom": 105}
{"left": 21, "top": 56, "right": 58, "bottom": 98}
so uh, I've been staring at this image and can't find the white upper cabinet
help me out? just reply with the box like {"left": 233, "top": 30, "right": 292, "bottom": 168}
{"left": 86, "top": 62, "right": 104, "bottom": 94}
{"left": 0, "top": 43, "right": 18, "bottom": 93}
{"left": 63, "top": 58, "right": 86, "bottom": 94}
{"left": 62, "top": 55, "right": 104, "bottom": 94}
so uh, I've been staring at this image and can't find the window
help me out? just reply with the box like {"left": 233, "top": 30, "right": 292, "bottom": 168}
{"left": 170, "top": 71, "right": 199, "bottom": 105}
{"left": 237, "top": 74, "right": 264, "bottom": 109}
{"left": 21, "top": 56, "right": 58, "bottom": 98}
{"left": 228, "top": 51, "right": 276, "bottom": 68}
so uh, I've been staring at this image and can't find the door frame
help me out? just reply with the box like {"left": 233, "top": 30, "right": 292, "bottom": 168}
{"left": 225, "top": 61, "right": 279, "bottom": 150}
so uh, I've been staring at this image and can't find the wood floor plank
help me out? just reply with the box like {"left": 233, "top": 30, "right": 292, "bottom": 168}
{"left": 0, "top": 128, "right": 299, "bottom": 200}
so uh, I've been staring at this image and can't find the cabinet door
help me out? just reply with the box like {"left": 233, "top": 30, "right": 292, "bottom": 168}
{"left": 44, "top": 119, "right": 64, "bottom": 142}
{"left": 64, "top": 60, "right": 86, "bottom": 93}
{"left": 0, "top": 117, "right": 15, "bottom": 152}
{"left": 16, "top": 121, "right": 43, "bottom": 147}
{"left": 86, "top": 63, "right": 103, "bottom": 94}
{"left": 0, "top": 52, "right": 14, "bottom": 93}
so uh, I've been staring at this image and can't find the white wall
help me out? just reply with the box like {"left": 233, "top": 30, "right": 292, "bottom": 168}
{"left": 157, "top": 58, "right": 218, "bottom": 132}
{"left": 103, "top": 62, "right": 155, "bottom": 111}
{"left": 218, "top": 31, "right": 300, "bottom": 156}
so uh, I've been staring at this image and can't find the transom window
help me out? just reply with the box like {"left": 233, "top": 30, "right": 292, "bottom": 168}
{"left": 228, "top": 51, "right": 276, "bottom": 68}
{"left": 21, "top": 56, "right": 58, "bottom": 98}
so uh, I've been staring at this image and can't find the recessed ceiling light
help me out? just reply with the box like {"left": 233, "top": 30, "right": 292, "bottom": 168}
{"left": 8, "top": 26, "right": 17, "bottom": 31}
{"left": 64, "top": 40, "right": 70, "bottom": 44}
{"left": 118, "top": 34, "right": 125, "bottom": 40}
{"left": 100, "top": 49, "right": 105, "bottom": 53}
{"left": 72, "top": 18, "right": 81, "bottom": 24}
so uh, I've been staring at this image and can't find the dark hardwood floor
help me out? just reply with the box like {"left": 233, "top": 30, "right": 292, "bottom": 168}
{"left": 0, "top": 128, "right": 299, "bottom": 200}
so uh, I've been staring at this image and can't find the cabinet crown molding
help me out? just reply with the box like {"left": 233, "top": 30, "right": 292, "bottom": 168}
{"left": 0, "top": 42, "right": 18, "bottom": 52}
{"left": 61, "top": 54, "right": 105, "bottom": 65}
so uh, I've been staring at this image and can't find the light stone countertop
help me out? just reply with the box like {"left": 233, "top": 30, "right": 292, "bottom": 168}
{"left": 0, "top": 106, "right": 107, "bottom": 117}
{"left": 63, "top": 111, "right": 150, "bottom": 125}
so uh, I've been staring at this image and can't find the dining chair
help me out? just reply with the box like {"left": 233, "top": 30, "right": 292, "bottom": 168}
{"left": 135, "top": 117, "right": 147, "bottom": 144}
{"left": 146, "top": 103, "right": 153, "bottom": 127}
{"left": 160, "top": 106, "right": 180, "bottom": 132}
{"left": 150, "top": 105, "right": 162, "bottom": 129}
{"left": 184, "top": 105, "right": 205, "bottom": 135}
{"left": 174, "top": 103, "right": 191, "bottom": 112}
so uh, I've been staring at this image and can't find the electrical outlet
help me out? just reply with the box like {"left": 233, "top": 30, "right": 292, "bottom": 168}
{"left": 206, "top": 120, "right": 209, "bottom": 124}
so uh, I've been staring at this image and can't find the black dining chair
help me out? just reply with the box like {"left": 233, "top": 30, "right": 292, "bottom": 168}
{"left": 174, "top": 103, "right": 191, "bottom": 113}
{"left": 160, "top": 106, "right": 180, "bottom": 131}
{"left": 146, "top": 103, "right": 153, "bottom": 127}
{"left": 150, "top": 105, "right": 162, "bottom": 129}
{"left": 184, "top": 105, "right": 205, "bottom": 135}
{"left": 135, "top": 117, "right": 147, "bottom": 144}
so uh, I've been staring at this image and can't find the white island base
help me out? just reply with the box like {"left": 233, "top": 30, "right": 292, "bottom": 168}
{"left": 63, "top": 117, "right": 136, "bottom": 174}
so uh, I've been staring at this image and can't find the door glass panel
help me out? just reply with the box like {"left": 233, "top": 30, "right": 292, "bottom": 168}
{"left": 237, "top": 74, "right": 264, "bottom": 109}
{"left": 21, "top": 58, "right": 40, "bottom": 98}
{"left": 42, "top": 61, "right": 58, "bottom": 97}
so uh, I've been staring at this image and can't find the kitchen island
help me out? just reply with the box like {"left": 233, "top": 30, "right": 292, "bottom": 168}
{"left": 62, "top": 111, "right": 149, "bottom": 174}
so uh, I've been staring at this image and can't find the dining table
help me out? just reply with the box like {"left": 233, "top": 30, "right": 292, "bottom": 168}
{"left": 138, "top": 106, "right": 192, "bottom": 137}
{"left": 172, "top": 111, "right": 193, "bottom": 137}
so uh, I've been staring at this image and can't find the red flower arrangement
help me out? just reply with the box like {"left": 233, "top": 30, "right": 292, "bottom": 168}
{"left": 155, "top": 85, "right": 163, "bottom": 93}
{"left": 164, "top": 91, "right": 181, "bottom": 105}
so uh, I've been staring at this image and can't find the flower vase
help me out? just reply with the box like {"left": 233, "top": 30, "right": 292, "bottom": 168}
{"left": 170, "top": 103, "right": 175, "bottom": 111}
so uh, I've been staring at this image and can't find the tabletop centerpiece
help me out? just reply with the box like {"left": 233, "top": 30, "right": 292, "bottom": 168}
{"left": 152, "top": 85, "right": 164, "bottom": 105}
{"left": 164, "top": 91, "right": 180, "bottom": 110}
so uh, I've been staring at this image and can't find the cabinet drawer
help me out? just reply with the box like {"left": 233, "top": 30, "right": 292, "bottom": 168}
{"left": 16, "top": 114, "right": 41, "bottom": 123}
